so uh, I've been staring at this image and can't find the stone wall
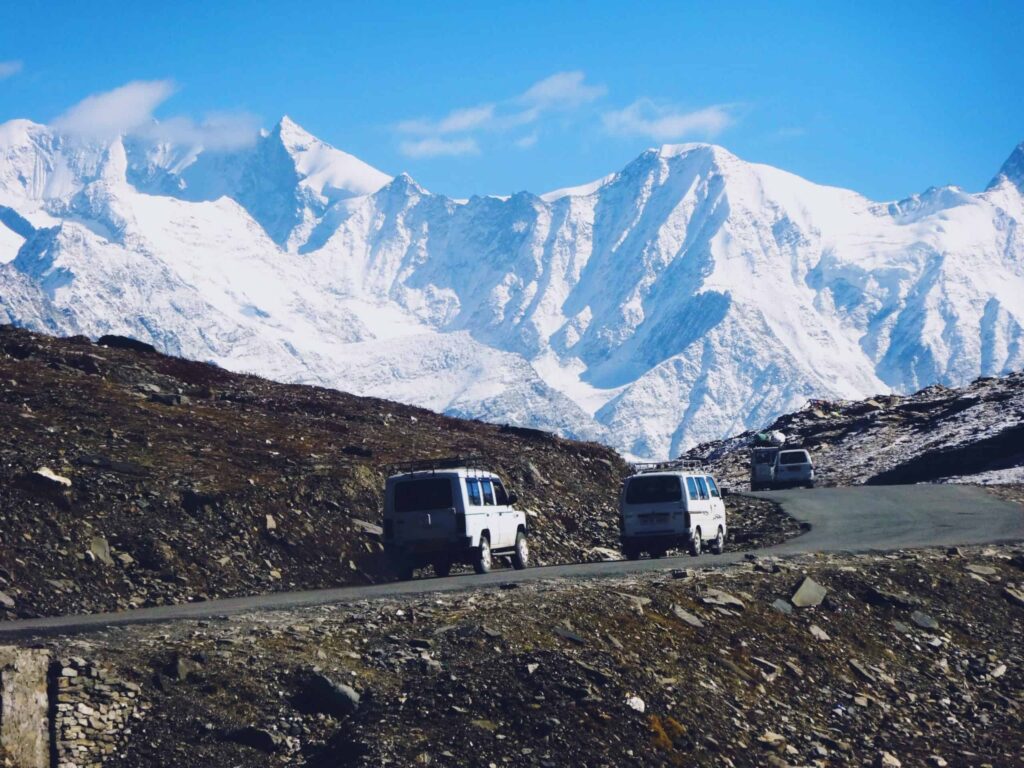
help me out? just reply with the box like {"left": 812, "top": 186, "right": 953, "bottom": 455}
{"left": 0, "top": 647, "right": 50, "bottom": 768}
{"left": 53, "top": 658, "right": 146, "bottom": 768}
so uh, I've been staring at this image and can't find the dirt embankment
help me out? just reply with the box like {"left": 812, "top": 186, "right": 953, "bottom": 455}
{"left": 22, "top": 544, "right": 1024, "bottom": 768}
{"left": 0, "top": 326, "right": 794, "bottom": 620}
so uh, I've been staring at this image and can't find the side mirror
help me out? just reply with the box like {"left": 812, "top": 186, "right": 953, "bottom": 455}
{"left": 507, "top": 493, "right": 519, "bottom": 506}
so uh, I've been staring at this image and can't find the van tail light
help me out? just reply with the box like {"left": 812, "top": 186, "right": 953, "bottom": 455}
{"left": 455, "top": 510, "right": 467, "bottom": 535}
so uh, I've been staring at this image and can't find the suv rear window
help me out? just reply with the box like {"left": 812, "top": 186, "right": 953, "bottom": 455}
{"left": 778, "top": 451, "right": 810, "bottom": 465}
{"left": 394, "top": 478, "right": 453, "bottom": 513}
{"left": 625, "top": 475, "right": 682, "bottom": 504}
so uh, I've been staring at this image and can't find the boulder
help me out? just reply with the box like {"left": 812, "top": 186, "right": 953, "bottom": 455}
{"left": 296, "top": 672, "right": 361, "bottom": 717}
{"left": 790, "top": 576, "right": 827, "bottom": 608}
{"left": 225, "top": 726, "right": 283, "bottom": 753}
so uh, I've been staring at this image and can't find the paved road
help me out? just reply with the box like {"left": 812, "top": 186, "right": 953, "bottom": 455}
{"left": 1, "top": 484, "right": 1021, "bottom": 639}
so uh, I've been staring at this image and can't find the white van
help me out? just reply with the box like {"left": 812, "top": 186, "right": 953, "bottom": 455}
{"left": 619, "top": 463, "right": 727, "bottom": 560}
{"left": 382, "top": 459, "right": 529, "bottom": 580}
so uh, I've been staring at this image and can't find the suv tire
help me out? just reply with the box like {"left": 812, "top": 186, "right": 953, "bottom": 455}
{"left": 623, "top": 542, "right": 641, "bottom": 561}
{"left": 688, "top": 527, "right": 702, "bottom": 557}
{"left": 511, "top": 530, "right": 529, "bottom": 570}
{"left": 473, "top": 535, "right": 493, "bottom": 574}
{"left": 434, "top": 559, "right": 452, "bottom": 577}
{"left": 397, "top": 563, "right": 415, "bottom": 581}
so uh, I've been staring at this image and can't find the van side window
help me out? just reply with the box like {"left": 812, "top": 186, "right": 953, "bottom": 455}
{"left": 466, "top": 479, "right": 482, "bottom": 506}
{"left": 696, "top": 477, "right": 710, "bottom": 500}
{"left": 706, "top": 476, "right": 721, "bottom": 498}
{"left": 492, "top": 480, "right": 510, "bottom": 505}
{"left": 481, "top": 479, "right": 496, "bottom": 505}
{"left": 685, "top": 477, "right": 699, "bottom": 500}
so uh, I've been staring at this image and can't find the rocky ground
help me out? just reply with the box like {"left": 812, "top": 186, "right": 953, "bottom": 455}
{"left": 13, "top": 543, "right": 1022, "bottom": 768}
{"left": 0, "top": 326, "right": 794, "bottom": 621}
{"left": 684, "top": 372, "right": 1024, "bottom": 490}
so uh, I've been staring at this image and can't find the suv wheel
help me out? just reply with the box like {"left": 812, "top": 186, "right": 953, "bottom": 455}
{"left": 710, "top": 526, "right": 724, "bottom": 555}
{"left": 434, "top": 558, "right": 452, "bottom": 577}
{"left": 397, "top": 563, "right": 415, "bottom": 581}
{"left": 623, "top": 542, "right": 641, "bottom": 561}
{"left": 473, "top": 535, "right": 492, "bottom": 574}
{"left": 688, "top": 528, "right": 702, "bottom": 557}
{"left": 511, "top": 530, "right": 529, "bottom": 570}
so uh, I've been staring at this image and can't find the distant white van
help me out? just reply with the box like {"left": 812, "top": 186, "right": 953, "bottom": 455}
{"left": 619, "top": 463, "right": 727, "bottom": 560}
{"left": 382, "top": 459, "right": 529, "bottom": 580}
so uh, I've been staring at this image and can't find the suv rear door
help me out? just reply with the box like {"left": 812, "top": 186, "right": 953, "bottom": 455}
{"left": 391, "top": 477, "right": 458, "bottom": 545}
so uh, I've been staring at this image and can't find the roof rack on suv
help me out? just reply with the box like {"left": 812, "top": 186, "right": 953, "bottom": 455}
{"left": 386, "top": 455, "right": 488, "bottom": 476}
{"left": 631, "top": 459, "right": 707, "bottom": 474}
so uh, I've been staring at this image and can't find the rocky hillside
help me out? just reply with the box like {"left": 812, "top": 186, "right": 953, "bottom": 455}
{"left": 685, "top": 371, "right": 1024, "bottom": 490}
{"left": 21, "top": 544, "right": 1024, "bottom": 768}
{"left": 0, "top": 325, "right": 791, "bottom": 621}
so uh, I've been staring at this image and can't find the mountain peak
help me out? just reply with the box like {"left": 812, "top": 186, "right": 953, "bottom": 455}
{"left": 272, "top": 115, "right": 317, "bottom": 148}
{"left": 988, "top": 141, "right": 1024, "bottom": 192}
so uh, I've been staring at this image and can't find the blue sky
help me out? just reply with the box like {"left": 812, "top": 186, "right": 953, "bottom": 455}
{"left": 2, "top": 1, "right": 1022, "bottom": 200}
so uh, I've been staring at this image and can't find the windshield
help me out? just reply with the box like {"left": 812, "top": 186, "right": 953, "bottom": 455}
{"left": 778, "top": 451, "right": 810, "bottom": 465}
{"left": 625, "top": 475, "right": 682, "bottom": 504}
{"left": 394, "top": 478, "right": 454, "bottom": 513}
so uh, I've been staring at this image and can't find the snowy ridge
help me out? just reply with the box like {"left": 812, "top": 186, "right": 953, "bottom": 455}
{"left": 1, "top": 117, "right": 1023, "bottom": 458}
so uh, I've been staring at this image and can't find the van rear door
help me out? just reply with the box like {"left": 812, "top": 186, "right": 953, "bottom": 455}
{"left": 623, "top": 475, "right": 684, "bottom": 536}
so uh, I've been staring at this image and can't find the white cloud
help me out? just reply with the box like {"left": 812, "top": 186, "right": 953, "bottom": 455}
{"left": 518, "top": 71, "right": 607, "bottom": 110}
{"left": 143, "top": 112, "right": 261, "bottom": 150}
{"left": 54, "top": 80, "right": 177, "bottom": 138}
{"left": 394, "top": 71, "right": 606, "bottom": 155}
{"left": 603, "top": 100, "right": 735, "bottom": 141}
{"left": 53, "top": 79, "right": 258, "bottom": 150}
{"left": 397, "top": 104, "right": 496, "bottom": 135}
{"left": 515, "top": 132, "right": 539, "bottom": 149}
{"left": 0, "top": 60, "right": 23, "bottom": 79}
{"left": 399, "top": 137, "right": 480, "bottom": 158}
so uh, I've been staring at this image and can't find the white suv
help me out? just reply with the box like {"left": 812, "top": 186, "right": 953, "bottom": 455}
{"left": 619, "top": 463, "right": 727, "bottom": 560}
{"left": 383, "top": 460, "right": 529, "bottom": 580}
{"left": 773, "top": 449, "right": 815, "bottom": 488}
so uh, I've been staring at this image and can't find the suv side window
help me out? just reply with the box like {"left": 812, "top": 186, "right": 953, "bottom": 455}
{"left": 696, "top": 477, "right": 710, "bottom": 500}
{"left": 481, "top": 479, "right": 496, "bottom": 505}
{"left": 466, "top": 479, "right": 482, "bottom": 506}
{"left": 492, "top": 480, "right": 510, "bottom": 506}
{"left": 706, "top": 476, "right": 721, "bottom": 498}
{"left": 685, "top": 476, "right": 699, "bottom": 500}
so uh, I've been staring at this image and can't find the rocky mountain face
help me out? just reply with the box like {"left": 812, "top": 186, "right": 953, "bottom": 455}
{"left": 685, "top": 370, "right": 1024, "bottom": 489}
{"left": 0, "top": 325, "right": 793, "bottom": 620}
{"left": 1, "top": 117, "right": 1023, "bottom": 458}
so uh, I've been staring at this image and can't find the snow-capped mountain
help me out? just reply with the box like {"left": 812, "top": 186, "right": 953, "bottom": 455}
{"left": 1, "top": 116, "right": 1022, "bottom": 459}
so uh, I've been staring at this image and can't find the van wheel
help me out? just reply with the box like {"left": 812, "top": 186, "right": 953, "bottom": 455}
{"left": 512, "top": 531, "right": 529, "bottom": 570}
{"left": 397, "top": 563, "right": 415, "bottom": 581}
{"left": 688, "top": 528, "right": 702, "bottom": 557}
{"left": 623, "top": 543, "right": 641, "bottom": 561}
{"left": 473, "top": 535, "right": 492, "bottom": 574}
{"left": 434, "top": 559, "right": 452, "bottom": 577}
{"left": 710, "top": 526, "right": 724, "bottom": 555}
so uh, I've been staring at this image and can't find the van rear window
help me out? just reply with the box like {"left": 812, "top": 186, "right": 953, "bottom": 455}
{"left": 778, "top": 451, "right": 809, "bottom": 465}
{"left": 625, "top": 476, "right": 682, "bottom": 504}
{"left": 394, "top": 478, "right": 454, "bottom": 513}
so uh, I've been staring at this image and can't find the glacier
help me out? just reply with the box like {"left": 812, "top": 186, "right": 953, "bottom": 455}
{"left": 1, "top": 115, "right": 1022, "bottom": 459}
